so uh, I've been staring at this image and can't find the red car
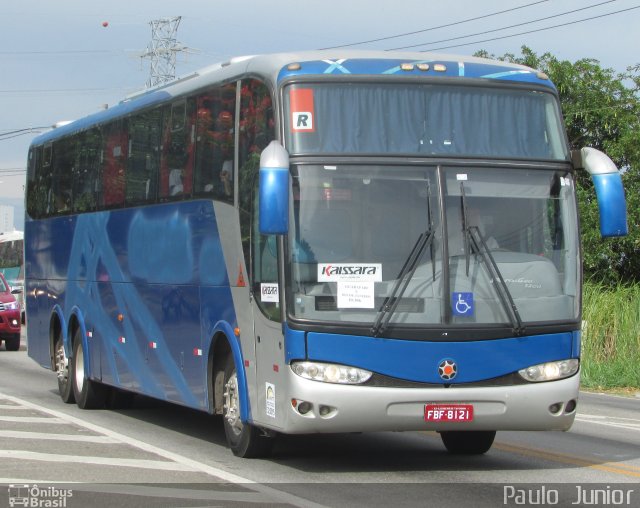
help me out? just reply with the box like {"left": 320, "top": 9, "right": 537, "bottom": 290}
{"left": 0, "top": 272, "right": 21, "bottom": 351}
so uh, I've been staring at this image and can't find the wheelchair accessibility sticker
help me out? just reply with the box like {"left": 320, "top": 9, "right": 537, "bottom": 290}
{"left": 452, "top": 292, "right": 474, "bottom": 317}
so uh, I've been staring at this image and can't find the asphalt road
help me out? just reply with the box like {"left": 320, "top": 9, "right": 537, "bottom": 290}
{"left": 0, "top": 332, "right": 639, "bottom": 507}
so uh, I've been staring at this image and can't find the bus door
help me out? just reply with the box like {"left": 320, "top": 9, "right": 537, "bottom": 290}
{"left": 250, "top": 205, "right": 285, "bottom": 427}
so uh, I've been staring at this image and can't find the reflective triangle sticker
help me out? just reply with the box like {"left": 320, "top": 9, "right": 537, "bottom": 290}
{"left": 236, "top": 261, "right": 246, "bottom": 287}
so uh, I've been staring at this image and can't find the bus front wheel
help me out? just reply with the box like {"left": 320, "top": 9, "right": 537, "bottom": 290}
{"left": 440, "top": 430, "right": 496, "bottom": 455}
{"left": 222, "top": 354, "right": 273, "bottom": 458}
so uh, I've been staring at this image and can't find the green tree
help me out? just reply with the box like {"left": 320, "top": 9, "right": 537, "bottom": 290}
{"left": 476, "top": 47, "right": 640, "bottom": 285}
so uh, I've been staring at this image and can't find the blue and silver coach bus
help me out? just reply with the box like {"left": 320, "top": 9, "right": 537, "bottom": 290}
{"left": 25, "top": 51, "right": 627, "bottom": 457}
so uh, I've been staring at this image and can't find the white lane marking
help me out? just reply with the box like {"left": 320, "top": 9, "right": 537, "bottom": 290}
{"left": 0, "top": 393, "right": 328, "bottom": 508}
{"left": 0, "top": 450, "right": 195, "bottom": 471}
{"left": 0, "top": 393, "right": 249, "bottom": 482}
{"left": 576, "top": 414, "right": 640, "bottom": 432}
{"left": 2, "top": 430, "right": 119, "bottom": 443}
{"left": 0, "top": 416, "right": 66, "bottom": 423}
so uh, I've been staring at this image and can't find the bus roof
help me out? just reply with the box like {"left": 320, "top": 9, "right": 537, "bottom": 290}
{"left": 31, "top": 50, "right": 553, "bottom": 147}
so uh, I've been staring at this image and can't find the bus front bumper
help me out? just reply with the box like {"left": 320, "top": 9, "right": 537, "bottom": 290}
{"left": 277, "top": 370, "right": 580, "bottom": 434}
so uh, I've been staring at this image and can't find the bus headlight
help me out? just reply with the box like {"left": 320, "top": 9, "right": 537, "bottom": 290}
{"left": 518, "top": 359, "right": 579, "bottom": 382}
{"left": 291, "top": 361, "right": 373, "bottom": 384}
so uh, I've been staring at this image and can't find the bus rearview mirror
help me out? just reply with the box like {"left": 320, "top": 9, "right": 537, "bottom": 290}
{"left": 576, "top": 147, "right": 628, "bottom": 238}
{"left": 259, "top": 141, "right": 290, "bottom": 235}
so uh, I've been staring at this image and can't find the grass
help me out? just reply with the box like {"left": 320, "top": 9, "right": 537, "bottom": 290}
{"left": 580, "top": 281, "right": 640, "bottom": 390}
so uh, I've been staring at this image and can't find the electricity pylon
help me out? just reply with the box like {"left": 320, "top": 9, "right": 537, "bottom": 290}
{"left": 140, "top": 16, "right": 188, "bottom": 88}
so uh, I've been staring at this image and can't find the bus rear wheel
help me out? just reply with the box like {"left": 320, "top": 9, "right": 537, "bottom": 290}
{"left": 440, "top": 430, "right": 496, "bottom": 455}
{"left": 222, "top": 354, "right": 273, "bottom": 458}
{"left": 54, "top": 336, "right": 75, "bottom": 404}
{"left": 72, "top": 329, "right": 107, "bottom": 409}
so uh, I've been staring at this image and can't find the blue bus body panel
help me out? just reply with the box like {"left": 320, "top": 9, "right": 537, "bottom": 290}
{"left": 277, "top": 59, "right": 554, "bottom": 89}
{"left": 306, "top": 331, "right": 575, "bottom": 384}
{"left": 25, "top": 200, "right": 236, "bottom": 410}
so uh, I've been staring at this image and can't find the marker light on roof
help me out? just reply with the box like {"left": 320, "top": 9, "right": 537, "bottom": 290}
{"left": 400, "top": 63, "right": 415, "bottom": 71}
{"left": 417, "top": 63, "right": 430, "bottom": 71}
{"left": 287, "top": 63, "right": 301, "bottom": 71}
{"left": 433, "top": 64, "right": 447, "bottom": 72}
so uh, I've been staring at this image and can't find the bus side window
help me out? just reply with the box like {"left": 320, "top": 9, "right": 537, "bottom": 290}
{"left": 50, "top": 138, "right": 74, "bottom": 215}
{"left": 194, "top": 83, "right": 236, "bottom": 202}
{"left": 72, "top": 128, "right": 102, "bottom": 212}
{"left": 237, "top": 78, "right": 278, "bottom": 319}
{"left": 26, "top": 146, "right": 50, "bottom": 219}
{"left": 252, "top": 178, "right": 280, "bottom": 321}
{"left": 160, "top": 100, "right": 196, "bottom": 200}
{"left": 100, "top": 119, "right": 127, "bottom": 208}
{"left": 239, "top": 79, "right": 274, "bottom": 173}
{"left": 127, "top": 108, "right": 162, "bottom": 205}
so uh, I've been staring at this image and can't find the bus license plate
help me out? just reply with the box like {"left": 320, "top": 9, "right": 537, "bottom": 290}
{"left": 424, "top": 404, "right": 474, "bottom": 422}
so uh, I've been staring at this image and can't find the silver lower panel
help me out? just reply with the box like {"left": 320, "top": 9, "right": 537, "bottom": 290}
{"left": 264, "top": 370, "right": 579, "bottom": 434}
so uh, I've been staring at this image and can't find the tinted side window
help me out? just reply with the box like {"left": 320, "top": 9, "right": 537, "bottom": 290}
{"left": 237, "top": 78, "right": 277, "bottom": 319}
{"left": 26, "top": 147, "right": 47, "bottom": 219}
{"left": 51, "top": 138, "right": 75, "bottom": 215}
{"left": 73, "top": 128, "right": 102, "bottom": 212}
{"left": 194, "top": 82, "right": 236, "bottom": 202}
{"left": 100, "top": 119, "right": 127, "bottom": 208}
{"left": 160, "top": 99, "right": 196, "bottom": 200}
{"left": 127, "top": 109, "right": 162, "bottom": 205}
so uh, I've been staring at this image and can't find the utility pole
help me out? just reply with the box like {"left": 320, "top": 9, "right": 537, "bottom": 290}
{"left": 140, "top": 16, "right": 187, "bottom": 88}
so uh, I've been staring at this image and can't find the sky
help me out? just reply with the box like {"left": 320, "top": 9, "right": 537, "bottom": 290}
{"left": 1, "top": 0, "right": 639, "bottom": 207}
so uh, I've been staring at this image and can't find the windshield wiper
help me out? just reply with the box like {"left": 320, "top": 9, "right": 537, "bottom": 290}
{"left": 371, "top": 181, "right": 435, "bottom": 337}
{"left": 371, "top": 229, "right": 434, "bottom": 337}
{"left": 459, "top": 183, "right": 525, "bottom": 336}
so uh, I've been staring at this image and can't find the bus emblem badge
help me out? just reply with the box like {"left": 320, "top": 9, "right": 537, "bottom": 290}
{"left": 438, "top": 359, "right": 458, "bottom": 381}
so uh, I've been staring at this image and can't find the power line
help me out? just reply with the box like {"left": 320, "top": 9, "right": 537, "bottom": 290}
{"left": 319, "top": 0, "right": 550, "bottom": 50}
{"left": 1, "top": 127, "right": 50, "bottom": 136}
{"left": 0, "top": 168, "right": 26, "bottom": 177}
{"left": 0, "top": 50, "right": 115, "bottom": 55}
{"left": 0, "top": 126, "right": 50, "bottom": 141}
{"left": 0, "top": 131, "right": 46, "bottom": 141}
{"left": 416, "top": 4, "right": 640, "bottom": 52}
{"left": 388, "top": 0, "right": 618, "bottom": 51}
{"left": 0, "top": 87, "right": 127, "bottom": 94}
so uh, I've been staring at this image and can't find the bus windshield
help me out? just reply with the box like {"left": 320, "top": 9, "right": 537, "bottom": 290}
{"left": 287, "top": 165, "right": 580, "bottom": 334}
{"left": 284, "top": 83, "right": 568, "bottom": 160}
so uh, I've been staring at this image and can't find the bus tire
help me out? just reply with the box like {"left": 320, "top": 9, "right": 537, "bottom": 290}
{"left": 72, "top": 329, "right": 107, "bottom": 409}
{"left": 222, "top": 354, "right": 273, "bottom": 458}
{"left": 54, "top": 335, "right": 75, "bottom": 404}
{"left": 440, "top": 430, "right": 496, "bottom": 455}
